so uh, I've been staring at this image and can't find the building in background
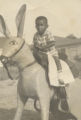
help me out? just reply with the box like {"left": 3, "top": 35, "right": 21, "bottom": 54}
{"left": 55, "top": 34, "right": 81, "bottom": 61}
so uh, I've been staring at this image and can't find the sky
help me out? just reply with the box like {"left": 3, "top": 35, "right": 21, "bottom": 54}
{"left": 0, "top": 0, "right": 81, "bottom": 44}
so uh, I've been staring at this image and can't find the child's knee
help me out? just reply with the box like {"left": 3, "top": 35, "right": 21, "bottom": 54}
{"left": 59, "top": 87, "right": 67, "bottom": 99}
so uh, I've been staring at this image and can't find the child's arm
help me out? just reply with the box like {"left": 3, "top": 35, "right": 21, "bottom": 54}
{"left": 40, "top": 33, "right": 56, "bottom": 51}
{"left": 40, "top": 41, "right": 55, "bottom": 50}
{"left": 33, "top": 32, "right": 56, "bottom": 51}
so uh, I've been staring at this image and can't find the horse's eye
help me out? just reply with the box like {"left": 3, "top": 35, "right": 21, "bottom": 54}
{"left": 9, "top": 41, "right": 17, "bottom": 45}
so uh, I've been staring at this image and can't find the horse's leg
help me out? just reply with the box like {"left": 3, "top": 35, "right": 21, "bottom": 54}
{"left": 13, "top": 90, "right": 28, "bottom": 120}
{"left": 39, "top": 94, "right": 51, "bottom": 120}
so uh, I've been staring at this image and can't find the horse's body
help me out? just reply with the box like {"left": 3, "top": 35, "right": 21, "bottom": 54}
{"left": 0, "top": 4, "right": 81, "bottom": 120}
{"left": 11, "top": 42, "right": 54, "bottom": 120}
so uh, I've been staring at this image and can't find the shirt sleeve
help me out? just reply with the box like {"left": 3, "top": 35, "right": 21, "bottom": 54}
{"left": 47, "top": 32, "right": 55, "bottom": 42}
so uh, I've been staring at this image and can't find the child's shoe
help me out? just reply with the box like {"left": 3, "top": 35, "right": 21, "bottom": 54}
{"left": 59, "top": 99, "right": 70, "bottom": 113}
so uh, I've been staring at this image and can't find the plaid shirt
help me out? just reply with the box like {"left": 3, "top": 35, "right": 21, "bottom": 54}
{"left": 33, "top": 30, "right": 58, "bottom": 56}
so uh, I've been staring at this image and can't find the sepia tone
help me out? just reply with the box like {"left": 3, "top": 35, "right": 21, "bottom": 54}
{"left": 0, "top": 0, "right": 81, "bottom": 120}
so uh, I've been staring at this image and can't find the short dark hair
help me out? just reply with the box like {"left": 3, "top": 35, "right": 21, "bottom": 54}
{"left": 35, "top": 16, "right": 48, "bottom": 25}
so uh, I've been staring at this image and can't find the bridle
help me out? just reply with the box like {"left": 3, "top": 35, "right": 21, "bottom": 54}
{"left": 10, "top": 40, "right": 25, "bottom": 58}
{"left": 1, "top": 40, "right": 36, "bottom": 80}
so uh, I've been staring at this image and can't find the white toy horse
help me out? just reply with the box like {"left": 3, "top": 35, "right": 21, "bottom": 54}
{"left": 0, "top": 4, "right": 81, "bottom": 120}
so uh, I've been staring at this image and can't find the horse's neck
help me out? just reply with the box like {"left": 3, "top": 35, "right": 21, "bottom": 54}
{"left": 13, "top": 43, "right": 35, "bottom": 69}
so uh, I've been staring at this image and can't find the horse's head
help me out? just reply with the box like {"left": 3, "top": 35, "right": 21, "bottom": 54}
{"left": 0, "top": 4, "right": 26, "bottom": 63}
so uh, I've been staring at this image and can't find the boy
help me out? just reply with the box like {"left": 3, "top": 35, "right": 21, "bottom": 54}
{"left": 33, "top": 16, "right": 69, "bottom": 112}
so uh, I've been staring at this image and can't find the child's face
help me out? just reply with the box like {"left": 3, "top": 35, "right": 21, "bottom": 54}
{"left": 36, "top": 19, "right": 48, "bottom": 35}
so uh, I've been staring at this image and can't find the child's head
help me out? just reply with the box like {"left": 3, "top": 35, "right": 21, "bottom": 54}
{"left": 35, "top": 16, "right": 48, "bottom": 35}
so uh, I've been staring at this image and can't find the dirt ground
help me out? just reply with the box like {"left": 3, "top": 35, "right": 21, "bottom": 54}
{"left": 0, "top": 79, "right": 80, "bottom": 120}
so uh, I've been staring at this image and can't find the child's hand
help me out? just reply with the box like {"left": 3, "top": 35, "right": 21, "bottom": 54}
{"left": 58, "top": 72, "right": 64, "bottom": 85}
{"left": 59, "top": 79, "right": 64, "bottom": 85}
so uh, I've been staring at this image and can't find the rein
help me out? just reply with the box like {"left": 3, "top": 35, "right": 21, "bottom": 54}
{"left": 2, "top": 61, "right": 13, "bottom": 80}
{"left": 20, "top": 60, "right": 36, "bottom": 71}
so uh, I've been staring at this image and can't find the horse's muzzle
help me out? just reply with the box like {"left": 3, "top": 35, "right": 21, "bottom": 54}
{"left": 0, "top": 55, "right": 9, "bottom": 64}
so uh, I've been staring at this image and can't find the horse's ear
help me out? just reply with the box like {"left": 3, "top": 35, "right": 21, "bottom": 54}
{"left": 16, "top": 4, "right": 26, "bottom": 38}
{"left": 0, "top": 15, "right": 11, "bottom": 37}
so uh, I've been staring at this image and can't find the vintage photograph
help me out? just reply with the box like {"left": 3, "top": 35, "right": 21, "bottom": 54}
{"left": 0, "top": 0, "right": 81, "bottom": 120}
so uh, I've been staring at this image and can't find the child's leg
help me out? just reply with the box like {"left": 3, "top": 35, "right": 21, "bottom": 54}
{"left": 53, "top": 86, "right": 69, "bottom": 112}
{"left": 53, "top": 56, "right": 62, "bottom": 72}
{"left": 59, "top": 87, "right": 69, "bottom": 112}
{"left": 53, "top": 55, "right": 65, "bottom": 84}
